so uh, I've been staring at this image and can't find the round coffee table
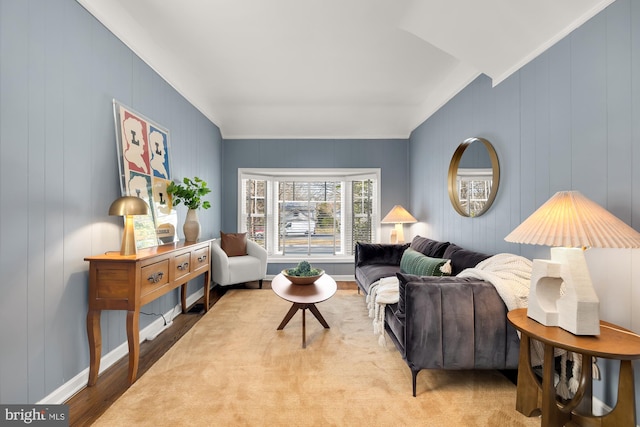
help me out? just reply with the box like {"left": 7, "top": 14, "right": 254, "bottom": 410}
{"left": 271, "top": 273, "right": 337, "bottom": 348}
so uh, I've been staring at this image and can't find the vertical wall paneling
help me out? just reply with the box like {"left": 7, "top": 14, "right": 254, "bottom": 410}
{"left": 27, "top": 0, "right": 47, "bottom": 402}
{"left": 570, "top": 12, "right": 608, "bottom": 203}
{"left": 633, "top": 0, "right": 640, "bottom": 234}
{"left": 62, "top": 0, "right": 94, "bottom": 383}
{"left": 492, "top": 74, "right": 521, "bottom": 253}
{"left": 0, "top": 0, "right": 30, "bottom": 404}
{"left": 408, "top": 0, "right": 640, "bottom": 413}
{"left": 546, "top": 38, "right": 573, "bottom": 193}
{"left": 606, "top": 0, "right": 633, "bottom": 222}
{"left": 0, "top": 0, "right": 222, "bottom": 403}
{"left": 42, "top": 0, "right": 66, "bottom": 397}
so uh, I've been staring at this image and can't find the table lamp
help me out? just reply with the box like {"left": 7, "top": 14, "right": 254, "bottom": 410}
{"left": 505, "top": 191, "right": 640, "bottom": 335}
{"left": 381, "top": 205, "right": 417, "bottom": 244}
{"left": 109, "top": 196, "right": 150, "bottom": 255}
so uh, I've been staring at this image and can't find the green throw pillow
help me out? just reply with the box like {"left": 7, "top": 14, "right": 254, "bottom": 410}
{"left": 400, "top": 248, "right": 450, "bottom": 276}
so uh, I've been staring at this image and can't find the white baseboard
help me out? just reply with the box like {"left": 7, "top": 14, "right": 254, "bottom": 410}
{"left": 37, "top": 288, "right": 205, "bottom": 405}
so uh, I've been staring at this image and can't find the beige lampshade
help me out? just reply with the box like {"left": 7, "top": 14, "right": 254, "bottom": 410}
{"left": 109, "top": 196, "right": 149, "bottom": 216}
{"left": 505, "top": 191, "right": 640, "bottom": 248}
{"left": 381, "top": 205, "right": 417, "bottom": 224}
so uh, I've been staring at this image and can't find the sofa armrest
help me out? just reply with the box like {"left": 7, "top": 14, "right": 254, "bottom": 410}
{"left": 354, "top": 242, "right": 409, "bottom": 267}
{"left": 401, "top": 275, "right": 518, "bottom": 371}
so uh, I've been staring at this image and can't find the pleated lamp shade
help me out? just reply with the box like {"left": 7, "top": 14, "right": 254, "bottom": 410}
{"left": 381, "top": 205, "right": 417, "bottom": 224}
{"left": 505, "top": 191, "right": 640, "bottom": 248}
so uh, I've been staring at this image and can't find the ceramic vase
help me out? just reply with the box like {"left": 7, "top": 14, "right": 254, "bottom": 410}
{"left": 183, "top": 208, "right": 201, "bottom": 241}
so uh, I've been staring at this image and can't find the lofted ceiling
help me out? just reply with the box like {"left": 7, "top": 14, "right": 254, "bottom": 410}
{"left": 78, "top": 0, "right": 614, "bottom": 139}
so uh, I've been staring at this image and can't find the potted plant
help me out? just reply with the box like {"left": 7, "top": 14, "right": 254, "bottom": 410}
{"left": 166, "top": 177, "right": 211, "bottom": 241}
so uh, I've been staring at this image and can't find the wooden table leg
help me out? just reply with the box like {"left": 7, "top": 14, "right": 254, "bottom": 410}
{"left": 308, "top": 304, "right": 330, "bottom": 329}
{"left": 203, "top": 271, "right": 210, "bottom": 312}
{"left": 302, "top": 307, "right": 306, "bottom": 348}
{"left": 181, "top": 283, "right": 188, "bottom": 314}
{"left": 602, "top": 360, "right": 636, "bottom": 426}
{"left": 515, "top": 334, "right": 542, "bottom": 417}
{"left": 541, "top": 343, "right": 570, "bottom": 427}
{"left": 86, "top": 309, "right": 102, "bottom": 386}
{"left": 126, "top": 310, "right": 140, "bottom": 384}
{"left": 277, "top": 303, "right": 300, "bottom": 330}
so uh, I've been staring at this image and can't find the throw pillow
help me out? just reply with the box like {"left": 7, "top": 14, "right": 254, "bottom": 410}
{"left": 442, "top": 244, "right": 491, "bottom": 276}
{"left": 400, "top": 248, "right": 450, "bottom": 277}
{"left": 220, "top": 231, "right": 247, "bottom": 257}
{"left": 409, "top": 236, "right": 450, "bottom": 258}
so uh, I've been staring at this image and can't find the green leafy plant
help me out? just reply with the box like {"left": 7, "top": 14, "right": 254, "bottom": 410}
{"left": 286, "top": 260, "right": 322, "bottom": 277}
{"left": 166, "top": 177, "right": 211, "bottom": 210}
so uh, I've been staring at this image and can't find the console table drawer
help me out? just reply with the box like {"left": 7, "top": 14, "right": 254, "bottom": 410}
{"left": 191, "top": 247, "right": 210, "bottom": 272}
{"left": 172, "top": 252, "right": 191, "bottom": 281}
{"left": 141, "top": 260, "right": 170, "bottom": 297}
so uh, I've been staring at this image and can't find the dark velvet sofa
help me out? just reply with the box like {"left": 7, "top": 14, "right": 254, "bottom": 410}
{"left": 354, "top": 236, "right": 520, "bottom": 396}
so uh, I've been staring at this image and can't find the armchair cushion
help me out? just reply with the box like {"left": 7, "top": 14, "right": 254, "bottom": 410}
{"left": 220, "top": 231, "right": 247, "bottom": 257}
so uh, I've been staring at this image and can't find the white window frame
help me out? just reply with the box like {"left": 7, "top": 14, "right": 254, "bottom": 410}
{"left": 238, "top": 168, "right": 381, "bottom": 263}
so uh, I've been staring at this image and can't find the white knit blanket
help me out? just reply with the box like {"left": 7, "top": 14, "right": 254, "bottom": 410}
{"left": 457, "top": 253, "right": 533, "bottom": 311}
{"left": 367, "top": 276, "right": 399, "bottom": 346}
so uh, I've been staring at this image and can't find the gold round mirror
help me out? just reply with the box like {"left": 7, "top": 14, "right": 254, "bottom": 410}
{"left": 447, "top": 137, "right": 500, "bottom": 217}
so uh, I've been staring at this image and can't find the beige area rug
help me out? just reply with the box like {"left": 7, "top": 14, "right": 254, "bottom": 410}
{"left": 94, "top": 289, "right": 540, "bottom": 427}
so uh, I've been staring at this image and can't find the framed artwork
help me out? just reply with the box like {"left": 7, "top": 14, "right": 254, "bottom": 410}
{"left": 113, "top": 100, "right": 178, "bottom": 249}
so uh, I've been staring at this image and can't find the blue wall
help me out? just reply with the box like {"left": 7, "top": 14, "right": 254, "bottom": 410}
{"left": 0, "top": 0, "right": 222, "bottom": 403}
{"left": 409, "top": 0, "right": 640, "bottom": 412}
{"left": 222, "top": 138, "right": 409, "bottom": 276}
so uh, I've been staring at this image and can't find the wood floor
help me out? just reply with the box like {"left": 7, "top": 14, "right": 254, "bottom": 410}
{"left": 66, "top": 280, "right": 358, "bottom": 426}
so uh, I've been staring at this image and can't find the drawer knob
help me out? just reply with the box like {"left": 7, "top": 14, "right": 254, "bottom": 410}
{"left": 177, "top": 262, "right": 189, "bottom": 270}
{"left": 198, "top": 255, "right": 208, "bottom": 262}
{"left": 147, "top": 272, "right": 164, "bottom": 283}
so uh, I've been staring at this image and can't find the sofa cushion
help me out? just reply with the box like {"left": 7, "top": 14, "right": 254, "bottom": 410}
{"left": 410, "top": 236, "right": 450, "bottom": 258}
{"left": 355, "top": 264, "right": 400, "bottom": 294}
{"left": 400, "top": 248, "right": 450, "bottom": 277}
{"left": 442, "top": 244, "right": 491, "bottom": 276}
{"left": 220, "top": 231, "right": 248, "bottom": 257}
{"left": 355, "top": 242, "right": 409, "bottom": 267}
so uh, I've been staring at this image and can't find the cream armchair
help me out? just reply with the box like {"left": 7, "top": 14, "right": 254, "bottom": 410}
{"left": 211, "top": 238, "right": 268, "bottom": 288}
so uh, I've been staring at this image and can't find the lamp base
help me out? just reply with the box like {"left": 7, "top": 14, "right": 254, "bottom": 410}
{"left": 527, "top": 247, "right": 600, "bottom": 335}
{"left": 394, "top": 223, "right": 405, "bottom": 244}
{"left": 389, "top": 229, "right": 398, "bottom": 244}
{"left": 120, "top": 215, "right": 138, "bottom": 256}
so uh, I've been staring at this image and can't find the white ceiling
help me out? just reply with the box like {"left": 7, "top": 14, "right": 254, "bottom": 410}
{"left": 78, "top": 0, "right": 614, "bottom": 139}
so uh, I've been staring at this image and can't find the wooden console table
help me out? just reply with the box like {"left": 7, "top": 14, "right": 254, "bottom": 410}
{"left": 507, "top": 308, "right": 640, "bottom": 427}
{"left": 85, "top": 239, "right": 212, "bottom": 386}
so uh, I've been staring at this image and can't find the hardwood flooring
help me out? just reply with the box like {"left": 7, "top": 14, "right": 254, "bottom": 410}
{"left": 66, "top": 280, "right": 358, "bottom": 426}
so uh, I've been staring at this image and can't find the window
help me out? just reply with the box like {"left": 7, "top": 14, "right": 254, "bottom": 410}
{"left": 239, "top": 169, "right": 379, "bottom": 260}
{"left": 456, "top": 168, "right": 493, "bottom": 217}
